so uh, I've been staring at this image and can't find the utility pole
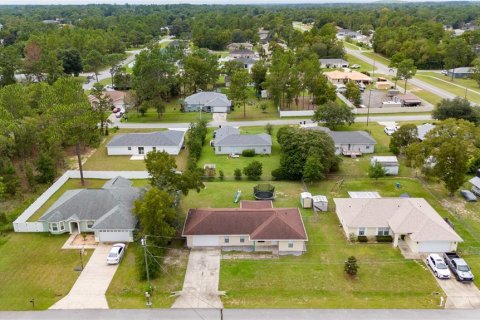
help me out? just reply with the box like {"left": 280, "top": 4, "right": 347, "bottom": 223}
{"left": 366, "top": 89, "right": 372, "bottom": 127}
{"left": 141, "top": 237, "right": 151, "bottom": 292}
{"left": 79, "top": 247, "right": 85, "bottom": 271}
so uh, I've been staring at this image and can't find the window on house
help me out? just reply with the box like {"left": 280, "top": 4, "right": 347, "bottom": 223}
{"left": 218, "top": 147, "right": 222, "bottom": 152}
{"left": 224, "top": 236, "right": 229, "bottom": 244}
{"left": 366, "top": 146, "right": 370, "bottom": 149}
{"left": 358, "top": 227, "right": 366, "bottom": 236}
{"left": 152, "top": 147, "right": 157, "bottom": 152}
{"left": 377, "top": 227, "right": 389, "bottom": 236}
{"left": 288, "top": 241, "right": 294, "bottom": 248}
{"left": 263, "top": 148, "right": 267, "bottom": 152}
{"left": 128, "top": 147, "right": 132, "bottom": 151}
{"left": 87, "top": 221, "right": 94, "bottom": 228}
{"left": 240, "top": 237, "right": 245, "bottom": 243}
{"left": 138, "top": 147, "right": 145, "bottom": 154}
{"left": 60, "top": 222, "right": 65, "bottom": 231}
{"left": 51, "top": 223, "right": 58, "bottom": 232}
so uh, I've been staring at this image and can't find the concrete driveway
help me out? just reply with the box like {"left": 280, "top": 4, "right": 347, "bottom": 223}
{"left": 172, "top": 248, "right": 223, "bottom": 309}
{"left": 50, "top": 244, "right": 119, "bottom": 309}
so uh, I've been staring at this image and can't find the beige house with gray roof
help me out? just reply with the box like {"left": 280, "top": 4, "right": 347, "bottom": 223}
{"left": 334, "top": 198, "right": 463, "bottom": 253}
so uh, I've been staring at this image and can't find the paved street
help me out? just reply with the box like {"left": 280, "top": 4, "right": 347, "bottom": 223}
{"left": 172, "top": 248, "right": 223, "bottom": 309}
{"left": 49, "top": 244, "right": 118, "bottom": 309}
{"left": 345, "top": 48, "right": 459, "bottom": 102}
{"left": 2, "top": 309, "right": 480, "bottom": 320}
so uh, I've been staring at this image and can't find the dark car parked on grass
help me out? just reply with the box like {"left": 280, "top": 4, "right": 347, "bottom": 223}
{"left": 460, "top": 190, "right": 477, "bottom": 202}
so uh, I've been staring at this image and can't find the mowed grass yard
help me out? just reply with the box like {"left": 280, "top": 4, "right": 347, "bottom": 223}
{"left": 197, "top": 126, "right": 280, "bottom": 180}
{"left": 345, "top": 53, "right": 376, "bottom": 73}
{"left": 106, "top": 242, "right": 188, "bottom": 308}
{"left": 125, "top": 100, "right": 212, "bottom": 123}
{"left": 82, "top": 129, "right": 189, "bottom": 172}
{"left": 179, "top": 179, "right": 443, "bottom": 308}
{"left": 0, "top": 233, "right": 91, "bottom": 310}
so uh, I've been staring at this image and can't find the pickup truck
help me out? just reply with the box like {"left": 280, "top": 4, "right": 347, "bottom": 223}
{"left": 443, "top": 252, "right": 474, "bottom": 282}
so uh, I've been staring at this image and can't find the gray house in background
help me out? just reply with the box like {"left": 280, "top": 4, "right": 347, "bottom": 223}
{"left": 38, "top": 177, "right": 140, "bottom": 242}
{"left": 320, "top": 58, "right": 349, "bottom": 69}
{"left": 447, "top": 67, "right": 473, "bottom": 79}
{"left": 213, "top": 126, "right": 272, "bottom": 155}
{"left": 305, "top": 126, "right": 376, "bottom": 155}
{"left": 182, "top": 92, "right": 232, "bottom": 113}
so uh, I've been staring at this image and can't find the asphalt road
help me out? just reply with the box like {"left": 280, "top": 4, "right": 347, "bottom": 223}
{"left": 2, "top": 309, "right": 480, "bottom": 320}
{"left": 116, "top": 114, "right": 432, "bottom": 129}
{"left": 346, "top": 48, "right": 458, "bottom": 101}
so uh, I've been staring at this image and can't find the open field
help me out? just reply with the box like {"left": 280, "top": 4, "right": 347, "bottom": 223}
{"left": 415, "top": 72, "right": 480, "bottom": 104}
{"left": 361, "top": 52, "right": 391, "bottom": 66}
{"left": 106, "top": 242, "right": 188, "bottom": 308}
{"left": 0, "top": 233, "right": 91, "bottom": 310}
{"left": 345, "top": 53, "right": 376, "bottom": 73}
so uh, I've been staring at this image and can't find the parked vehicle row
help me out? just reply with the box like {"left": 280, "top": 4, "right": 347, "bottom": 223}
{"left": 426, "top": 252, "right": 474, "bottom": 282}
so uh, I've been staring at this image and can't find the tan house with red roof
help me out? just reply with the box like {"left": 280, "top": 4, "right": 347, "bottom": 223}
{"left": 182, "top": 201, "right": 308, "bottom": 255}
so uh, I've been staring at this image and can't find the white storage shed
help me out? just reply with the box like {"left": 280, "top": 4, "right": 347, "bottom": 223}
{"left": 312, "top": 195, "right": 328, "bottom": 212}
{"left": 300, "top": 192, "right": 313, "bottom": 208}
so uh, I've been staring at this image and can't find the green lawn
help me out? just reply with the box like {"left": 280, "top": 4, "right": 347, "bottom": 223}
{"left": 343, "top": 41, "right": 362, "bottom": 50}
{"left": 106, "top": 242, "right": 188, "bottom": 308}
{"left": 346, "top": 53, "right": 376, "bottom": 73}
{"left": 362, "top": 52, "right": 391, "bottom": 66}
{"left": 125, "top": 101, "right": 212, "bottom": 123}
{"left": 27, "top": 178, "right": 149, "bottom": 222}
{"left": 0, "top": 233, "right": 91, "bottom": 310}
{"left": 82, "top": 129, "right": 189, "bottom": 172}
{"left": 197, "top": 126, "right": 280, "bottom": 180}
{"left": 227, "top": 99, "right": 280, "bottom": 121}
{"left": 177, "top": 178, "right": 443, "bottom": 308}
{"left": 416, "top": 72, "right": 480, "bottom": 104}
{"left": 380, "top": 75, "right": 442, "bottom": 106}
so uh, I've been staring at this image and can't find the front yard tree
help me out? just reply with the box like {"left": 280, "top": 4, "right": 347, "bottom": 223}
{"left": 84, "top": 50, "right": 104, "bottom": 82}
{"left": 59, "top": 48, "right": 83, "bottom": 76}
{"left": 229, "top": 69, "right": 250, "bottom": 118}
{"left": 389, "top": 124, "right": 418, "bottom": 155}
{"left": 303, "top": 152, "right": 325, "bottom": 182}
{"left": 251, "top": 61, "right": 268, "bottom": 96}
{"left": 432, "top": 97, "right": 479, "bottom": 125}
{"left": 223, "top": 60, "right": 244, "bottom": 78}
{"left": 443, "top": 38, "right": 472, "bottom": 81}
{"left": 243, "top": 160, "right": 263, "bottom": 181}
{"left": 344, "top": 256, "right": 359, "bottom": 277}
{"left": 182, "top": 49, "right": 219, "bottom": 92}
{"left": 345, "top": 81, "right": 361, "bottom": 107}
{"left": 368, "top": 163, "right": 386, "bottom": 180}
{"left": 312, "top": 101, "right": 355, "bottom": 130}
{"left": 406, "top": 119, "right": 479, "bottom": 195}
{"left": 91, "top": 82, "right": 114, "bottom": 135}
{"left": 396, "top": 59, "right": 416, "bottom": 94}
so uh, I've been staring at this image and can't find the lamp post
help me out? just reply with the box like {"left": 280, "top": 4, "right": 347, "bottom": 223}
{"left": 141, "top": 237, "right": 151, "bottom": 292}
{"left": 79, "top": 247, "right": 85, "bottom": 271}
{"left": 366, "top": 89, "right": 372, "bottom": 127}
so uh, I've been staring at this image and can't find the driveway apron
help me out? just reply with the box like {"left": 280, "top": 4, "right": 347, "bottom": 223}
{"left": 172, "top": 248, "right": 223, "bottom": 308}
{"left": 50, "top": 244, "right": 118, "bottom": 309}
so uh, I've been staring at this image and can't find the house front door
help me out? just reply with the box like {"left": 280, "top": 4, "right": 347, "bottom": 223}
{"left": 69, "top": 221, "right": 80, "bottom": 234}
{"left": 138, "top": 147, "right": 144, "bottom": 155}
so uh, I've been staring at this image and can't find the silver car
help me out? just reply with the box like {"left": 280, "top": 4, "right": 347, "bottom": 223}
{"left": 107, "top": 243, "right": 126, "bottom": 265}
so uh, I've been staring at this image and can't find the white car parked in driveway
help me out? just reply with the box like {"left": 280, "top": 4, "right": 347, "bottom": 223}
{"left": 107, "top": 243, "right": 126, "bottom": 265}
{"left": 384, "top": 126, "right": 397, "bottom": 135}
{"left": 427, "top": 253, "right": 451, "bottom": 279}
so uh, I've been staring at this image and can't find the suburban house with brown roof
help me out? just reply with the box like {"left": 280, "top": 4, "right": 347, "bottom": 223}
{"left": 334, "top": 198, "right": 463, "bottom": 253}
{"left": 182, "top": 200, "right": 308, "bottom": 255}
{"left": 324, "top": 70, "right": 372, "bottom": 84}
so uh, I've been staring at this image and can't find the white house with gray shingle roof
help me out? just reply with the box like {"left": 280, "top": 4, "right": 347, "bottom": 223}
{"left": 334, "top": 197, "right": 463, "bottom": 253}
{"left": 39, "top": 177, "right": 141, "bottom": 242}
{"left": 107, "top": 130, "right": 185, "bottom": 156}
{"left": 182, "top": 92, "right": 232, "bottom": 113}
{"left": 213, "top": 126, "right": 272, "bottom": 155}
{"left": 304, "top": 126, "right": 376, "bottom": 155}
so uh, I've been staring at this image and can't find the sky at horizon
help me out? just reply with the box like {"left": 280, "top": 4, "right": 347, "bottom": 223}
{"left": 0, "top": 0, "right": 478, "bottom": 5}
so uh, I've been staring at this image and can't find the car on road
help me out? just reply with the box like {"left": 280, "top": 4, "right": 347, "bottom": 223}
{"left": 460, "top": 190, "right": 477, "bottom": 202}
{"left": 104, "top": 85, "right": 115, "bottom": 92}
{"left": 441, "top": 70, "right": 448, "bottom": 75}
{"left": 384, "top": 126, "right": 397, "bottom": 135}
{"left": 351, "top": 64, "right": 361, "bottom": 69}
{"left": 335, "top": 84, "right": 347, "bottom": 94}
{"left": 107, "top": 243, "right": 126, "bottom": 265}
{"left": 444, "top": 252, "right": 474, "bottom": 282}
{"left": 426, "top": 254, "right": 451, "bottom": 279}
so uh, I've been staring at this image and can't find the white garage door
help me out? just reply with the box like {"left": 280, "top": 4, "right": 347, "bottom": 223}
{"left": 98, "top": 230, "right": 131, "bottom": 242}
{"left": 192, "top": 235, "right": 220, "bottom": 246}
{"left": 419, "top": 241, "right": 452, "bottom": 253}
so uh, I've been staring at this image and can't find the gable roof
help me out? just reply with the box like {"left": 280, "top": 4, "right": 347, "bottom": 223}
{"left": 107, "top": 130, "right": 185, "bottom": 147}
{"left": 39, "top": 177, "right": 140, "bottom": 230}
{"left": 469, "top": 176, "right": 480, "bottom": 189}
{"left": 334, "top": 198, "right": 462, "bottom": 242}
{"left": 320, "top": 58, "right": 349, "bottom": 65}
{"left": 240, "top": 200, "right": 273, "bottom": 209}
{"left": 417, "top": 123, "right": 435, "bottom": 141}
{"left": 215, "top": 126, "right": 240, "bottom": 140}
{"left": 215, "top": 133, "right": 272, "bottom": 147}
{"left": 305, "top": 126, "right": 376, "bottom": 145}
{"left": 183, "top": 208, "right": 307, "bottom": 240}
{"left": 230, "top": 49, "right": 255, "bottom": 55}
{"left": 325, "top": 70, "right": 372, "bottom": 82}
{"left": 184, "top": 92, "right": 231, "bottom": 107}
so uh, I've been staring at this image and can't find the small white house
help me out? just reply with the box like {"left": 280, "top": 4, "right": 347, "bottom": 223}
{"left": 313, "top": 195, "right": 328, "bottom": 212}
{"left": 370, "top": 156, "right": 399, "bottom": 175}
{"left": 301, "top": 192, "right": 313, "bottom": 208}
{"left": 107, "top": 130, "right": 185, "bottom": 156}
{"left": 213, "top": 126, "right": 272, "bottom": 155}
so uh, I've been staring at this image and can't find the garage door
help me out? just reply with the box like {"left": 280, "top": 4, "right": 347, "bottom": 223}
{"left": 419, "top": 241, "right": 452, "bottom": 253}
{"left": 192, "top": 235, "right": 220, "bottom": 246}
{"left": 98, "top": 230, "right": 131, "bottom": 242}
